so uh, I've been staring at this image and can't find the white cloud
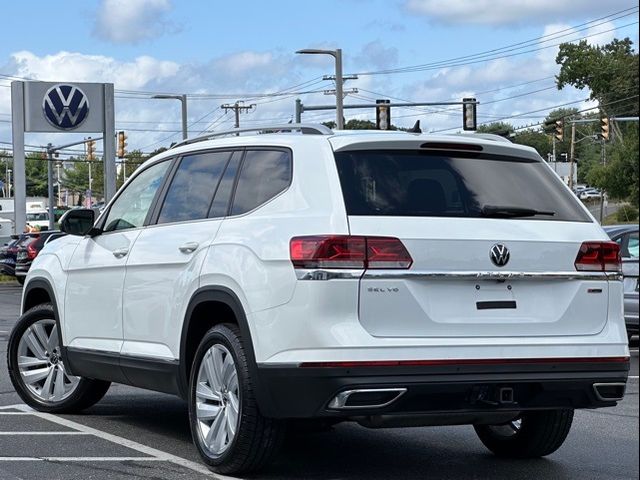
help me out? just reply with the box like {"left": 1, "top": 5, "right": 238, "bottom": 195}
{"left": 404, "top": 0, "right": 635, "bottom": 26}
{"left": 9, "top": 51, "right": 179, "bottom": 89}
{"left": 93, "top": 0, "right": 177, "bottom": 44}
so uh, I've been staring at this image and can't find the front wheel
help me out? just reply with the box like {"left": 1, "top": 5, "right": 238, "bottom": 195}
{"left": 188, "top": 323, "right": 284, "bottom": 474}
{"left": 474, "top": 409, "right": 574, "bottom": 458}
{"left": 7, "top": 303, "right": 111, "bottom": 413}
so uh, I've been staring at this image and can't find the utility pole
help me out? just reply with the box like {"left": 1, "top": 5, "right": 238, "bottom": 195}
{"left": 568, "top": 122, "right": 576, "bottom": 191}
{"left": 221, "top": 102, "right": 256, "bottom": 129}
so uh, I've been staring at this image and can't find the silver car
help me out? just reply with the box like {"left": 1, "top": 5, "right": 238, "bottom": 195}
{"left": 604, "top": 225, "right": 639, "bottom": 340}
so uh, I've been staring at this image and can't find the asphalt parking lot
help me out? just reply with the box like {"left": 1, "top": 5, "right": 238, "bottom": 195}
{"left": 0, "top": 282, "right": 638, "bottom": 480}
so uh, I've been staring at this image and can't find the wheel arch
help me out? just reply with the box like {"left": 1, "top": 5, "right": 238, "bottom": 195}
{"left": 21, "top": 278, "right": 69, "bottom": 369}
{"left": 179, "top": 286, "right": 272, "bottom": 413}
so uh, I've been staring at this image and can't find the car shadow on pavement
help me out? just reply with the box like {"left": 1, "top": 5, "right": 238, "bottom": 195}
{"left": 258, "top": 423, "right": 576, "bottom": 480}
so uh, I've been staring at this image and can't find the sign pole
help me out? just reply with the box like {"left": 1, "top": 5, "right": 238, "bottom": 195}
{"left": 47, "top": 143, "right": 55, "bottom": 231}
{"left": 103, "top": 84, "right": 116, "bottom": 203}
{"left": 11, "top": 81, "right": 26, "bottom": 235}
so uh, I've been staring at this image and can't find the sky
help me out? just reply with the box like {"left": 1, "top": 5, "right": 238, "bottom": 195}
{"left": 0, "top": 0, "right": 638, "bottom": 156}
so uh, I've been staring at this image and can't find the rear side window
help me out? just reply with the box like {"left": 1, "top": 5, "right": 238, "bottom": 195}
{"left": 157, "top": 151, "right": 232, "bottom": 224}
{"left": 334, "top": 150, "right": 591, "bottom": 222}
{"left": 230, "top": 149, "right": 292, "bottom": 216}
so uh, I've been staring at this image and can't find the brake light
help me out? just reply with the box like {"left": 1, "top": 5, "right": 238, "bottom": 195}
{"left": 26, "top": 243, "right": 38, "bottom": 260}
{"left": 574, "top": 241, "right": 621, "bottom": 272}
{"left": 290, "top": 236, "right": 412, "bottom": 269}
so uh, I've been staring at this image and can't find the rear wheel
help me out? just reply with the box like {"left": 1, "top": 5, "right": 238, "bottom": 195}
{"left": 474, "top": 409, "right": 574, "bottom": 458}
{"left": 16, "top": 276, "right": 25, "bottom": 286}
{"left": 7, "top": 303, "right": 111, "bottom": 413}
{"left": 189, "top": 323, "right": 284, "bottom": 474}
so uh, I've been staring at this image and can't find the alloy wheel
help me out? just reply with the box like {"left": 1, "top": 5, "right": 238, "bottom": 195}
{"left": 16, "top": 319, "right": 79, "bottom": 402}
{"left": 195, "top": 344, "right": 240, "bottom": 456}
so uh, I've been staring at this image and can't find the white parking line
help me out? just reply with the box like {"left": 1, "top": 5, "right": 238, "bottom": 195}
{"left": 0, "top": 432, "right": 89, "bottom": 435}
{"left": 5, "top": 404, "right": 239, "bottom": 479}
{"left": 0, "top": 457, "right": 166, "bottom": 462}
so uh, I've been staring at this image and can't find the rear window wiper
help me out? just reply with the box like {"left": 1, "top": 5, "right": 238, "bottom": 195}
{"left": 481, "top": 205, "right": 556, "bottom": 218}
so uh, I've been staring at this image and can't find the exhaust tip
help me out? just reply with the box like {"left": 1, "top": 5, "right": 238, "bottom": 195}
{"left": 328, "top": 388, "right": 407, "bottom": 410}
{"left": 593, "top": 382, "right": 626, "bottom": 401}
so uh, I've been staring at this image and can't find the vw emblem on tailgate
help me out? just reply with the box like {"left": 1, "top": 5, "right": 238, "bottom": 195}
{"left": 490, "top": 244, "right": 510, "bottom": 267}
{"left": 42, "top": 84, "right": 89, "bottom": 130}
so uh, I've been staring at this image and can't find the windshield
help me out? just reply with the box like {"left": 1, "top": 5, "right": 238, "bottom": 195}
{"left": 27, "top": 212, "right": 48, "bottom": 221}
{"left": 334, "top": 150, "right": 591, "bottom": 222}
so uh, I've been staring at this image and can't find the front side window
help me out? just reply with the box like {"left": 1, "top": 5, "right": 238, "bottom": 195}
{"left": 103, "top": 160, "right": 171, "bottom": 232}
{"left": 157, "top": 151, "right": 232, "bottom": 224}
{"left": 231, "top": 149, "right": 291, "bottom": 216}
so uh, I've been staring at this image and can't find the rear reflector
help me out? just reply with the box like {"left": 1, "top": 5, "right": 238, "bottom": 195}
{"left": 290, "top": 235, "right": 412, "bottom": 269}
{"left": 575, "top": 241, "right": 621, "bottom": 272}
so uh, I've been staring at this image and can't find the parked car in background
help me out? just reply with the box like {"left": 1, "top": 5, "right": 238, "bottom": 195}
{"left": 579, "top": 188, "right": 602, "bottom": 200}
{"left": 0, "top": 233, "right": 40, "bottom": 280}
{"left": 0, "top": 218, "right": 13, "bottom": 246}
{"left": 25, "top": 210, "right": 51, "bottom": 230}
{"left": 604, "top": 225, "right": 639, "bottom": 341}
{"left": 14, "top": 231, "right": 66, "bottom": 283}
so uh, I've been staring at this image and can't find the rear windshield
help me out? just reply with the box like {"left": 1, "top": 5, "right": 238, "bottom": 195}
{"left": 334, "top": 150, "right": 591, "bottom": 222}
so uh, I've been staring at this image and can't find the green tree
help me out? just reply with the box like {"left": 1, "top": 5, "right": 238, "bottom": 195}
{"left": 556, "top": 38, "right": 639, "bottom": 117}
{"left": 587, "top": 128, "right": 639, "bottom": 206}
{"left": 513, "top": 130, "right": 551, "bottom": 158}
{"left": 62, "top": 157, "right": 104, "bottom": 204}
{"left": 25, "top": 152, "right": 49, "bottom": 197}
{"left": 476, "top": 122, "right": 514, "bottom": 136}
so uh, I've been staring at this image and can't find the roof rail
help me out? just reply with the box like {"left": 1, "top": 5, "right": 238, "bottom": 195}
{"left": 170, "top": 123, "right": 333, "bottom": 149}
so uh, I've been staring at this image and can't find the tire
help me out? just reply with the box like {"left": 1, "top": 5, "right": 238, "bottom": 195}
{"left": 474, "top": 409, "right": 574, "bottom": 458}
{"left": 16, "top": 276, "right": 25, "bottom": 286}
{"left": 188, "top": 323, "right": 284, "bottom": 474}
{"left": 7, "top": 303, "right": 111, "bottom": 413}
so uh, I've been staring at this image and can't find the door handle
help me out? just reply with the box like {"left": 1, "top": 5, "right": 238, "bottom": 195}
{"left": 179, "top": 242, "right": 199, "bottom": 254}
{"left": 112, "top": 248, "right": 129, "bottom": 259}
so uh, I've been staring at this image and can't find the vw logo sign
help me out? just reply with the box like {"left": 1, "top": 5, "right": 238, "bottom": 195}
{"left": 490, "top": 243, "right": 510, "bottom": 267}
{"left": 42, "top": 84, "right": 89, "bottom": 130}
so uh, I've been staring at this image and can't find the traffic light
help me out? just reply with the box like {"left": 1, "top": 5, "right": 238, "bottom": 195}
{"left": 543, "top": 118, "right": 555, "bottom": 134}
{"left": 117, "top": 131, "right": 128, "bottom": 158}
{"left": 86, "top": 138, "right": 95, "bottom": 161}
{"left": 375, "top": 100, "right": 391, "bottom": 130}
{"left": 462, "top": 97, "right": 477, "bottom": 131}
{"left": 600, "top": 117, "right": 610, "bottom": 141}
{"left": 554, "top": 119, "right": 564, "bottom": 142}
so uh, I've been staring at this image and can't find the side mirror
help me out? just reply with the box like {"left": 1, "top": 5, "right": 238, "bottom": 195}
{"left": 59, "top": 209, "right": 96, "bottom": 236}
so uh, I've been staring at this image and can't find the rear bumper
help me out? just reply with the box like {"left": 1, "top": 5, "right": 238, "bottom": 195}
{"left": 255, "top": 358, "right": 630, "bottom": 419}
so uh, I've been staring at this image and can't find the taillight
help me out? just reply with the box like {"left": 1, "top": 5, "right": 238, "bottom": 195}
{"left": 574, "top": 241, "right": 621, "bottom": 272}
{"left": 290, "top": 236, "right": 412, "bottom": 270}
{"left": 26, "top": 243, "right": 38, "bottom": 260}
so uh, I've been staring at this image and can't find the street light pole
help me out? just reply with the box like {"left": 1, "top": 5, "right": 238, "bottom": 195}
{"left": 152, "top": 94, "right": 188, "bottom": 140}
{"left": 295, "top": 48, "right": 345, "bottom": 129}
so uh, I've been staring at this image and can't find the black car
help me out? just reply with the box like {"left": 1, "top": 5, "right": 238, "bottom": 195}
{"left": 0, "top": 234, "right": 40, "bottom": 280}
{"left": 14, "top": 231, "right": 66, "bottom": 284}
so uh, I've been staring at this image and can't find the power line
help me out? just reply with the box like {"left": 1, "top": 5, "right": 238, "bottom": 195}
{"left": 353, "top": 7, "right": 638, "bottom": 76}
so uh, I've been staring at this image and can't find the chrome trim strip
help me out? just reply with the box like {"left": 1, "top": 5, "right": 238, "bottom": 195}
{"left": 328, "top": 388, "right": 407, "bottom": 410}
{"left": 362, "top": 270, "right": 623, "bottom": 281}
{"left": 296, "top": 269, "right": 622, "bottom": 281}
{"left": 296, "top": 269, "right": 363, "bottom": 280}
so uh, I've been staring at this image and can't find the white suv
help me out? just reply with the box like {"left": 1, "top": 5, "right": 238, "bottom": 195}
{"left": 7, "top": 125, "right": 630, "bottom": 474}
